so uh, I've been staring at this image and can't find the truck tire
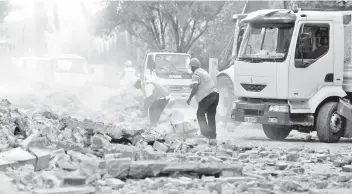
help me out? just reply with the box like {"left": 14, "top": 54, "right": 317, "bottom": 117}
{"left": 316, "top": 102, "right": 343, "bottom": 143}
{"left": 216, "top": 76, "right": 240, "bottom": 126}
{"left": 262, "top": 124, "right": 291, "bottom": 140}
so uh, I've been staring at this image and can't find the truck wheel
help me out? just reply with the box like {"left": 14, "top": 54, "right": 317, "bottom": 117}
{"left": 316, "top": 102, "right": 343, "bottom": 143}
{"left": 216, "top": 76, "right": 240, "bottom": 126}
{"left": 262, "top": 124, "right": 291, "bottom": 140}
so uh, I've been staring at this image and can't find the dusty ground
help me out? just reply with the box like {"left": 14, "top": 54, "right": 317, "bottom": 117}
{"left": 0, "top": 82, "right": 351, "bottom": 194}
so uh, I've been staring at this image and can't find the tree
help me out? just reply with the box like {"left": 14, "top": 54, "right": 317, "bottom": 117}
{"left": 96, "top": 1, "right": 225, "bottom": 53}
{"left": 0, "top": 1, "right": 10, "bottom": 23}
{"left": 294, "top": 0, "right": 352, "bottom": 10}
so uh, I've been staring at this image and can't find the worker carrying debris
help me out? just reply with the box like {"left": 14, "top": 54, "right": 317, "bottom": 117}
{"left": 133, "top": 78, "right": 172, "bottom": 127}
{"left": 187, "top": 58, "right": 219, "bottom": 144}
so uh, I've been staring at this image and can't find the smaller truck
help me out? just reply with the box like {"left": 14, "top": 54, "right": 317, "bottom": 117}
{"left": 50, "top": 54, "right": 94, "bottom": 88}
{"left": 140, "top": 51, "right": 192, "bottom": 101}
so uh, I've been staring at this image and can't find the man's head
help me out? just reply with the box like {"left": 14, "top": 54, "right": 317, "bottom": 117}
{"left": 125, "top": 60, "right": 133, "bottom": 67}
{"left": 189, "top": 58, "right": 201, "bottom": 73}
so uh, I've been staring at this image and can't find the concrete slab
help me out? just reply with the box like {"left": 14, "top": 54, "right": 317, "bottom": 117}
{"left": 33, "top": 186, "right": 95, "bottom": 194}
{"left": 0, "top": 147, "right": 36, "bottom": 169}
{"left": 0, "top": 158, "right": 15, "bottom": 171}
{"left": 29, "top": 148, "right": 51, "bottom": 171}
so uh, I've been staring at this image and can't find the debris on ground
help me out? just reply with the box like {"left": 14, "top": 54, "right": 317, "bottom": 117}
{"left": 0, "top": 94, "right": 351, "bottom": 194}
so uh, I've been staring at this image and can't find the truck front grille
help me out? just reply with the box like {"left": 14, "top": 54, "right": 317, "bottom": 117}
{"left": 241, "top": 84, "right": 266, "bottom": 92}
{"left": 166, "top": 86, "right": 190, "bottom": 93}
{"left": 244, "top": 109, "right": 264, "bottom": 116}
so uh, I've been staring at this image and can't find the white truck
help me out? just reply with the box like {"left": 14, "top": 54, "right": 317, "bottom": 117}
{"left": 216, "top": 14, "right": 248, "bottom": 121}
{"left": 50, "top": 54, "right": 94, "bottom": 87}
{"left": 231, "top": 8, "right": 352, "bottom": 143}
{"left": 216, "top": 0, "right": 271, "bottom": 122}
{"left": 140, "top": 51, "right": 192, "bottom": 100}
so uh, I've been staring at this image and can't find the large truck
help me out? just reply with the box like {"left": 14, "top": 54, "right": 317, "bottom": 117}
{"left": 231, "top": 7, "right": 352, "bottom": 143}
{"left": 216, "top": 0, "right": 273, "bottom": 121}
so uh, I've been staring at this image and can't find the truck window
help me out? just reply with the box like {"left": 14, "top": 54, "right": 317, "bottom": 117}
{"left": 147, "top": 55, "right": 155, "bottom": 69}
{"left": 295, "top": 24, "right": 330, "bottom": 61}
{"left": 238, "top": 23, "right": 294, "bottom": 62}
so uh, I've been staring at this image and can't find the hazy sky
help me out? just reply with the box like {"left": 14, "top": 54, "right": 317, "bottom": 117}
{"left": 5, "top": 0, "right": 102, "bottom": 22}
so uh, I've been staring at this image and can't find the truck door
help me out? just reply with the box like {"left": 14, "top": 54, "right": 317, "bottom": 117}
{"left": 289, "top": 21, "right": 334, "bottom": 100}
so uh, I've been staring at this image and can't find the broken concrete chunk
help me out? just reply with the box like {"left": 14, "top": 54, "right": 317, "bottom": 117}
{"left": 129, "top": 161, "right": 168, "bottom": 178}
{"left": 105, "top": 178, "right": 125, "bottom": 189}
{"left": 33, "top": 186, "right": 95, "bottom": 194}
{"left": 333, "top": 159, "right": 346, "bottom": 167}
{"left": 66, "top": 119, "right": 80, "bottom": 130}
{"left": 162, "top": 162, "right": 199, "bottom": 173}
{"left": 292, "top": 167, "right": 305, "bottom": 174}
{"left": 153, "top": 141, "right": 169, "bottom": 152}
{"left": 73, "top": 132, "right": 84, "bottom": 143}
{"left": 57, "top": 161, "right": 77, "bottom": 171}
{"left": 275, "top": 162, "right": 288, "bottom": 171}
{"left": 107, "top": 158, "right": 132, "bottom": 178}
{"left": 208, "top": 156, "right": 223, "bottom": 163}
{"left": 342, "top": 165, "right": 352, "bottom": 172}
{"left": 28, "top": 148, "right": 51, "bottom": 171}
{"left": 286, "top": 152, "right": 299, "bottom": 162}
{"left": 63, "top": 176, "right": 86, "bottom": 186}
{"left": 86, "top": 173, "right": 101, "bottom": 184}
{"left": 104, "top": 153, "right": 123, "bottom": 160}
{"left": 0, "top": 147, "right": 36, "bottom": 169}
{"left": 169, "top": 140, "right": 183, "bottom": 152}
{"left": 142, "top": 147, "right": 166, "bottom": 160}
{"left": 337, "top": 174, "right": 352, "bottom": 182}
{"left": 312, "top": 180, "right": 328, "bottom": 189}
{"left": 280, "top": 180, "right": 306, "bottom": 192}
{"left": 41, "top": 172, "right": 61, "bottom": 188}
{"left": 315, "top": 154, "right": 328, "bottom": 161}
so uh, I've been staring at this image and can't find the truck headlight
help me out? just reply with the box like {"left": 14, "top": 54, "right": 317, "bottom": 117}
{"left": 268, "top": 105, "right": 289, "bottom": 112}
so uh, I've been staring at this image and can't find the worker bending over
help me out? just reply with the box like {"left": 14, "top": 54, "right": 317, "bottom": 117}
{"left": 134, "top": 79, "right": 172, "bottom": 127}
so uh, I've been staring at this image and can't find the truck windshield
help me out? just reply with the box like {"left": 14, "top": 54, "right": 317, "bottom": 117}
{"left": 238, "top": 23, "right": 294, "bottom": 62}
{"left": 54, "top": 58, "right": 88, "bottom": 74}
{"left": 155, "top": 54, "right": 191, "bottom": 78}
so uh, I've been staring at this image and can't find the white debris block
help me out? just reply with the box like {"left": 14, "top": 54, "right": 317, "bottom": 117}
{"left": 105, "top": 178, "right": 125, "bottom": 189}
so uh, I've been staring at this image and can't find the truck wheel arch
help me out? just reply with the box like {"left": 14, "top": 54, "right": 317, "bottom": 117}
{"left": 290, "top": 86, "right": 346, "bottom": 114}
{"left": 310, "top": 86, "right": 346, "bottom": 114}
{"left": 314, "top": 96, "right": 340, "bottom": 117}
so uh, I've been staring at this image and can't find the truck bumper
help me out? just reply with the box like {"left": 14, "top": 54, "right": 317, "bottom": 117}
{"left": 231, "top": 100, "right": 291, "bottom": 126}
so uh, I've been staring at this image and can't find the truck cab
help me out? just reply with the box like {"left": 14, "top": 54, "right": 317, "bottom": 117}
{"left": 51, "top": 54, "right": 93, "bottom": 87}
{"left": 231, "top": 9, "right": 352, "bottom": 142}
{"left": 140, "top": 51, "right": 192, "bottom": 100}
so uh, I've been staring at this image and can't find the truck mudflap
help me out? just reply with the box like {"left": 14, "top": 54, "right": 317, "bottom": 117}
{"left": 337, "top": 99, "right": 352, "bottom": 138}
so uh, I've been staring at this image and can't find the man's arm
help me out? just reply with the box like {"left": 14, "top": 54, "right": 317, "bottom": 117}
{"left": 142, "top": 83, "right": 155, "bottom": 116}
{"left": 187, "top": 84, "right": 198, "bottom": 105}
{"left": 187, "top": 74, "right": 200, "bottom": 105}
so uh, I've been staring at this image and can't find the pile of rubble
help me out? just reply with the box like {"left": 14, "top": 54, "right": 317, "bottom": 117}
{"left": 0, "top": 98, "right": 352, "bottom": 194}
